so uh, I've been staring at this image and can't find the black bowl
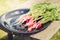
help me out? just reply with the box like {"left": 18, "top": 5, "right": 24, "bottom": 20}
{"left": 0, "top": 8, "right": 52, "bottom": 35}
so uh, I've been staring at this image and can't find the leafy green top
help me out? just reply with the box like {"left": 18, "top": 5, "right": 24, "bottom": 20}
{"left": 29, "top": 2, "right": 60, "bottom": 23}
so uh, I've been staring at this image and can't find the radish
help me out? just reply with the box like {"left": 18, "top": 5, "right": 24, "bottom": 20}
{"left": 28, "top": 21, "right": 42, "bottom": 32}
{"left": 27, "top": 21, "right": 37, "bottom": 32}
{"left": 23, "top": 16, "right": 33, "bottom": 23}
{"left": 36, "top": 22, "right": 42, "bottom": 29}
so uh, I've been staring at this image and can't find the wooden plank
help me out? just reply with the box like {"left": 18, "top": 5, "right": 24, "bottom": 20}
{"left": 31, "top": 21, "right": 60, "bottom": 40}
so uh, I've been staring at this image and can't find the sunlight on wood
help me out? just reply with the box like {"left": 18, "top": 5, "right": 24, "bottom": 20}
{"left": 0, "top": 30, "right": 7, "bottom": 39}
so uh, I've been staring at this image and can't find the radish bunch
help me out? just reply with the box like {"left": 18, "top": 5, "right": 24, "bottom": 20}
{"left": 13, "top": 14, "right": 42, "bottom": 32}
